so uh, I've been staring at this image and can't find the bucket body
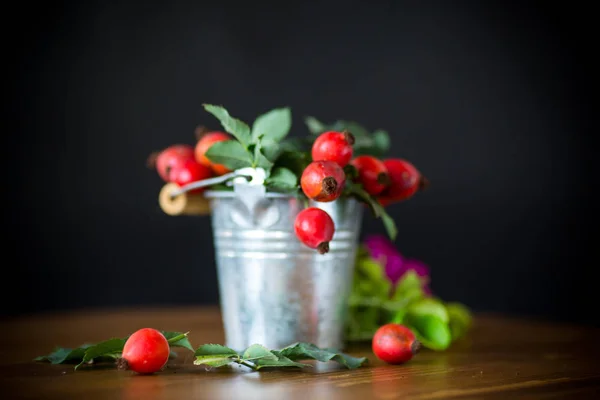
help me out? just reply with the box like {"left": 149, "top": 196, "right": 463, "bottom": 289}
{"left": 205, "top": 187, "right": 363, "bottom": 351}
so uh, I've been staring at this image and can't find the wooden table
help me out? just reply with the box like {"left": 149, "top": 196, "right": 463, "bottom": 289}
{"left": 1, "top": 306, "right": 598, "bottom": 399}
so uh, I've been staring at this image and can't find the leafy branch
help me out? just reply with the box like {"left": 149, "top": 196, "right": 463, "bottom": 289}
{"left": 343, "top": 178, "right": 398, "bottom": 241}
{"left": 194, "top": 342, "right": 367, "bottom": 370}
{"left": 346, "top": 250, "right": 473, "bottom": 350}
{"left": 202, "top": 104, "right": 292, "bottom": 179}
{"left": 34, "top": 331, "right": 194, "bottom": 370}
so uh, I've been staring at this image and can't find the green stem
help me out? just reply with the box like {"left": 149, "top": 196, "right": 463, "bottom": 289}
{"left": 234, "top": 358, "right": 257, "bottom": 370}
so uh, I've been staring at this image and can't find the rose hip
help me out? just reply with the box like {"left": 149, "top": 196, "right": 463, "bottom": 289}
{"left": 118, "top": 328, "right": 170, "bottom": 374}
{"left": 150, "top": 144, "right": 195, "bottom": 182}
{"left": 194, "top": 131, "right": 232, "bottom": 176}
{"left": 372, "top": 323, "right": 421, "bottom": 364}
{"left": 168, "top": 159, "right": 213, "bottom": 193}
{"left": 378, "top": 159, "right": 428, "bottom": 206}
{"left": 350, "top": 155, "right": 390, "bottom": 196}
{"left": 311, "top": 131, "right": 355, "bottom": 167}
{"left": 300, "top": 160, "right": 346, "bottom": 202}
{"left": 294, "top": 207, "right": 335, "bottom": 254}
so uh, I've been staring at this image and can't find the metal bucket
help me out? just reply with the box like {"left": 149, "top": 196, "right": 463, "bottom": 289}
{"left": 204, "top": 180, "right": 363, "bottom": 351}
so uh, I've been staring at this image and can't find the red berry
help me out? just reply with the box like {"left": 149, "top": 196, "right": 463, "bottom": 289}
{"left": 350, "top": 155, "right": 390, "bottom": 196}
{"left": 294, "top": 207, "right": 335, "bottom": 254}
{"left": 311, "top": 131, "right": 355, "bottom": 167}
{"left": 372, "top": 323, "right": 421, "bottom": 364}
{"left": 118, "top": 328, "right": 170, "bottom": 374}
{"left": 151, "top": 145, "right": 195, "bottom": 182}
{"left": 168, "top": 159, "right": 213, "bottom": 193}
{"left": 194, "top": 131, "right": 232, "bottom": 176}
{"left": 300, "top": 160, "right": 346, "bottom": 202}
{"left": 378, "top": 159, "right": 428, "bottom": 206}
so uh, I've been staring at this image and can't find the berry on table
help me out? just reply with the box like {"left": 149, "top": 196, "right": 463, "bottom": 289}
{"left": 118, "top": 328, "right": 170, "bottom": 374}
{"left": 350, "top": 155, "right": 390, "bottom": 196}
{"left": 311, "top": 130, "right": 355, "bottom": 167}
{"left": 372, "top": 323, "right": 421, "bottom": 365}
{"left": 294, "top": 207, "right": 335, "bottom": 254}
{"left": 300, "top": 160, "right": 346, "bottom": 202}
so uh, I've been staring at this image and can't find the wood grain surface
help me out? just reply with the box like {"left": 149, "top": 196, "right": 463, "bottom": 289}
{"left": 1, "top": 306, "right": 598, "bottom": 399}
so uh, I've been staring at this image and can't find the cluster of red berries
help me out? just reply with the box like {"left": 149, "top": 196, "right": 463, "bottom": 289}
{"left": 294, "top": 131, "right": 427, "bottom": 254}
{"left": 149, "top": 129, "right": 233, "bottom": 192}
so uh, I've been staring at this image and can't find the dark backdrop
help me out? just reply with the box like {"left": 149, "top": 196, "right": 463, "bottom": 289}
{"left": 4, "top": 1, "right": 594, "bottom": 325}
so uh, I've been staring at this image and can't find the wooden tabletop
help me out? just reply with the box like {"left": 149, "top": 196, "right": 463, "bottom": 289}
{"left": 0, "top": 306, "right": 598, "bottom": 399}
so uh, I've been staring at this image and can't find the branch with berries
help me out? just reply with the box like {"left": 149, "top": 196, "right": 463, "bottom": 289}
{"left": 148, "top": 104, "right": 429, "bottom": 252}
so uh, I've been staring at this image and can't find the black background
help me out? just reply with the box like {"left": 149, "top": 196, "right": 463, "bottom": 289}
{"left": 4, "top": 1, "right": 594, "bottom": 325}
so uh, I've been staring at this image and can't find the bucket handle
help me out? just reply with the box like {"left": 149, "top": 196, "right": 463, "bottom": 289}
{"left": 169, "top": 171, "right": 250, "bottom": 198}
{"left": 169, "top": 167, "right": 267, "bottom": 198}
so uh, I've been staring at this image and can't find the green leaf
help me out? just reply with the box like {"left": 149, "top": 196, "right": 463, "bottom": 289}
{"left": 350, "top": 304, "right": 382, "bottom": 337}
{"left": 203, "top": 104, "right": 252, "bottom": 147}
{"left": 193, "top": 344, "right": 239, "bottom": 368}
{"left": 330, "top": 120, "right": 370, "bottom": 138}
{"left": 356, "top": 258, "right": 386, "bottom": 283}
{"left": 304, "top": 116, "right": 327, "bottom": 135}
{"left": 253, "top": 136, "right": 281, "bottom": 170}
{"left": 379, "top": 210, "right": 398, "bottom": 241}
{"left": 34, "top": 345, "right": 92, "bottom": 364}
{"left": 446, "top": 302, "right": 473, "bottom": 340}
{"left": 406, "top": 297, "right": 449, "bottom": 323}
{"left": 75, "top": 338, "right": 127, "bottom": 370}
{"left": 402, "top": 298, "right": 452, "bottom": 351}
{"left": 345, "top": 182, "right": 397, "bottom": 240}
{"left": 354, "top": 258, "right": 391, "bottom": 300}
{"left": 265, "top": 167, "right": 298, "bottom": 191}
{"left": 205, "top": 140, "right": 254, "bottom": 170}
{"left": 277, "top": 342, "right": 368, "bottom": 369}
{"left": 242, "top": 344, "right": 278, "bottom": 361}
{"left": 253, "top": 140, "right": 273, "bottom": 170}
{"left": 252, "top": 107, "right": 292, "bottom": 142}
{"left": 345, "top": 182, "right": 380, "bottom": 217}
{"left": 194, "top": 344, "right": 238, "bottom": 357}
{"left": 193, "top": 356, "right": 236, "bottom": 368}
{"left": 371, "top": 129, "right": 390, "bottom": 155}
{"left": 163, "top": 331, "right": 194, "bottom": 352}
{"left": 279, "top": 137, "right": 313, "bottom": 153}
{"left": 271, "top": 150, "right": 310, "bottom": 178}
{"left": 405, "top": 315, "right": 452, "bottom": 351}
{"left": 390, "top": 291, "right": 422, "bottom": 323}
{"left": 260, "top": 138, "right": 282, "bottom": 162}
{"left": 392, "top": 271, "right": 424, "bottom": 301}
{"left": 254, "top": 355, "right": 309, "bottom": 369}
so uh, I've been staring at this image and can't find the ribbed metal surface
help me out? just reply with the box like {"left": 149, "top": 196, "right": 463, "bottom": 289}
{"left": 205, "top": 190, "right": 363, "bottom": 351}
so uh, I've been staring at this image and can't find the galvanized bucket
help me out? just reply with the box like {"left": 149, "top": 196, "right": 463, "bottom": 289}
{"left": 204, "top": 172, "right": 363, "bottom": 351}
